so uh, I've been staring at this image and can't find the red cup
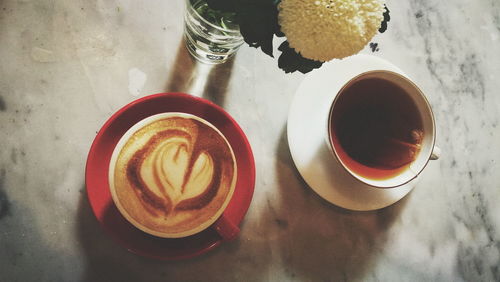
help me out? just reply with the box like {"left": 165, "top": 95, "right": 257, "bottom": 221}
{"left": 85, "top": 93, "right": 255, "bottom": 259}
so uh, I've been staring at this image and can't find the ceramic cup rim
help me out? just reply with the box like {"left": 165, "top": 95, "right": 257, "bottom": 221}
{"left": 108, "top": 112, "right": 238, "bottom": 238}
{"left": 327, "top": 70, "right": 436, "bottom": 189}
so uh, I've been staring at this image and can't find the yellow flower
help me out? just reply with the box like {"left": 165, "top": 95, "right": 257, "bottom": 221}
{"left": 278, "top": 0, "right": 385, "bottom": 62}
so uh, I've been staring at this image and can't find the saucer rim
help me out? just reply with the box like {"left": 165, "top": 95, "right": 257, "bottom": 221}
{"left": 287, "top": 54, "right": 415, "bottom": 211}
{"left": 85, "top": 92, "right": 256, "bottom": 260}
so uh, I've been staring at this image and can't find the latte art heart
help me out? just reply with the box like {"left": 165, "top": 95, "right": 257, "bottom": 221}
{"left": 127, "top": 129, "right": 222, "bottom": 215}
{"left": 111, "top": 114, "right": 236, "bottom": 237}
{"left": 150, "top": 136, "right": 214, "bottom": 203}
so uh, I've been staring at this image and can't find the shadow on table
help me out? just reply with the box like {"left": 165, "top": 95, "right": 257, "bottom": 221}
{"left": 76, "top": 186, "right": 142, "bottom": 282}
{"left": 77, "top": 183, "right": 272, "bottom": 281}
{"left": 76, "top": 39, "right": 272, "bottom": 281}
{"left": 164, "top": 38, "right": 235, "bottom": 107}
{"left": 273, "top": 125, "right": 409, "bottom": 280}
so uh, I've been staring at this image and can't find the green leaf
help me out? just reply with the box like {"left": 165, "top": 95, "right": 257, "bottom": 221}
{"left": 205, "top": 0, "right": 239, "bottom": 13}
{"left": 205, "top": 0, "right": 279, "bottom": 57}
{"left": 195, "top": 0, "right": 238, "bottom": 27}
{"left": 235, "top": 0, "right": 279, "bottom": 57}
{"left": 379, "top": 5, "right": 390, "bottom": 33}
{"left": 278, "top": 41, "right": 323, "bottom": 74}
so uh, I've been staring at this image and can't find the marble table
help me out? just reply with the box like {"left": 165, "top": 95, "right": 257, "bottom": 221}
{"left": 1, "top": 0, "right": 499, "bottom": 281}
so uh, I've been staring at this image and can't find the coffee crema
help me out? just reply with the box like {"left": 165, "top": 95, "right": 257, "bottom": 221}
{"left": 330, "top": 77, "right": 424, "bottom": 180}
{"left": 110, "top": 114, "right": 236, "bottom": 237}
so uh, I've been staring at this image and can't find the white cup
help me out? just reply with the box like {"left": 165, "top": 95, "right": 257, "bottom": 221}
{"left": 108, "top": 112, "right": 238, "bottom": 238}
{"left": 326, "top": 70, "right": 440, "bottom": 188}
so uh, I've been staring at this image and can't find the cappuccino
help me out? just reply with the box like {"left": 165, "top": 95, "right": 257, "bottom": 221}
{"left": 109, "top": 113, "right": 237, "bottom": 238}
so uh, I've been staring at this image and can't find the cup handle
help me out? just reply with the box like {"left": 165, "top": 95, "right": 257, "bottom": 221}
{"left": 430, "top": 146, "right": 441, "bottom": 160}
{"left": 213, "top": 214, "right": 240, "bottom": 241}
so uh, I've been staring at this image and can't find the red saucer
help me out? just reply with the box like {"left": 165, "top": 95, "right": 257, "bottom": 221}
{"left": 85, "top": 93, "right": 256, "bottom": 260}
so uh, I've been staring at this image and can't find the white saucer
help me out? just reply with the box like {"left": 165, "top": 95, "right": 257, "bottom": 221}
{"left": 287, "top": 54, "right": 417, "bottom": 211}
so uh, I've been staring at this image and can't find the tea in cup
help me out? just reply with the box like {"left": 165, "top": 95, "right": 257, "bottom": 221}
{"left": 327, "top": 70, "right": 440, "bottom": 188}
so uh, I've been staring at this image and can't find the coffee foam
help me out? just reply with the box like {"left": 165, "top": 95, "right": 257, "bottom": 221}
{"left": 110, "top": 113, "right": 237, "bottom": 238}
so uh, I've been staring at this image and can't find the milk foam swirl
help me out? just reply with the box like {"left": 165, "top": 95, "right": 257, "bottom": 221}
{"left": 126, "top": 129, "right": 222, "bottom": 216}
{"left": 111, "top": 115, "right": 236, "bottom": 237}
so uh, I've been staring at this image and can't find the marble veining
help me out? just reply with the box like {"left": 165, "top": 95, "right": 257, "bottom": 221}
{"left": 400, "top": 2, "right": 500, "bottom": 280}
{"left": 0, "top": 96, "right": 6, "bottom": 112}
{"left": 0, "top": 169, "right": 10, "bottom": 220}
{"left": 1, "top": 0, "right": 499, "bottom": 281}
